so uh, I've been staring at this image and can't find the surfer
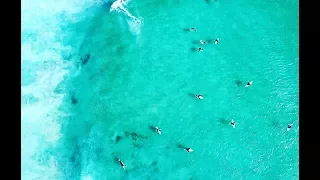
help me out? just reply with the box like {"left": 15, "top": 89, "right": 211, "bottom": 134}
{"left": 200, "top": 40, "right": 206, "bottom": 45}
{"left": 245, "top": 81, "right": 253, "bottom": 87}
{"left": 198, "top": 47, "right": 203, "bottom": 52}
{"left": 155, "top": 126, "right": 162, "bottom": 134}
{"left": 190, "top": 27, "right": 197, "bottom": 32}
{"left": 214, "top": 38, "right": 219, "bottom": 44}
{"left": 118, "top": 159, "right": 126, "bottom": 169}
{"left": 231, "top": 119, "right": 236, "bottom": 128}
{"left": 195, "top": 94, "right": 204, "bottom": 100}
{"left": 185, "top": 148, "right": 194, "bottom": 153}
{"left": 287, "top": 124, "right": 293, "bottom": 131}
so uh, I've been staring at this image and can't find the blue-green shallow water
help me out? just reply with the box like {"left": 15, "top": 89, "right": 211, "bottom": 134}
{"left": 22, "top": 0, "right": 298, "bottom": 179}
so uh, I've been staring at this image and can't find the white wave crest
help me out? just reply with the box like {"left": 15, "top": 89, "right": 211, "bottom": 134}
{"left": 109, "top": 0, "right": 143, "bottom": 35}
{"left": 21, "top": 0, "right": 102, "bottom": 179}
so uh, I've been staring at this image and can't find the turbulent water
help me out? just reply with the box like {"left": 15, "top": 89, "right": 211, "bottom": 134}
{"left": 21, "top": 0, "right": 298, "bottom": 179}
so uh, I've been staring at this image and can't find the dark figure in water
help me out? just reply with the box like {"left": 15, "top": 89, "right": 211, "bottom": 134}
{"left": 198, "top": 47, "right": 203, "bottom": 52}
{"left": 231, "top": 119, "right": 236, "bottom": 128}
{"left": 245, "top": 81, "right": 253, "bottom": 87}
{"left": 214, "top": 38, "right": 219, "bottom": 44}
{"left": 195, "top": 94, "right": 204, "bottom": 100}
{"left": 118, "top": 159, "right": 126, "bottom": 169}
{"left": 71, "top": 95, "right": 78, "bottom": 104}
{"left": 190, "top": 27, "right": 197, "bottom": 32}
{"left": 81, "top": 54, "right": 90, "bottom": 65}
{"left": 155, "top": 126, "right": 162, "bottom": 134}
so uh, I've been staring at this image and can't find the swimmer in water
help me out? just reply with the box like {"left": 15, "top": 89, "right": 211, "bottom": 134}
{"left": 245, "top": 81, "right": 253, "bottom": 87}
{"left": 214, "top": 38, "right": 219, "bottom": 44}
{"left": 195, "top": 94, "right": 204, "bottom": 100}
{"left": 185, "top": 148, "right": 194, "bottom": 153}
{"left": 118, "top": 159, "right": 126, "bottom": 169}
{"left": 200, "top": 40, "right": 206, "bottom": 45}
{"left": 198, "top": 47, "right": 203, "bottom": 52}
{"left": 231, "top": 119, "right": 236, "bottom": 128}
{"left": 190, "top": 27, "right": 197, "bottom": 32}
{"left": 287, "top": 124, "right": 293, "bottom": 131}
{"left": 155, "top": 126, "right": 162, "bottom": 134}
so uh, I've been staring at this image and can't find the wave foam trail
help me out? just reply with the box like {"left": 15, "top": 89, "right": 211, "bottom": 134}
{"left": 21, "top": 0, "right": 102, "bottom": 179}
{"left": 110, "top": 0, "right": 143, "bottom": 34}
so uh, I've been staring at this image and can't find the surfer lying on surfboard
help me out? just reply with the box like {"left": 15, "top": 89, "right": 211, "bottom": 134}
{"left": 214, "top": 38, "right": 219, "bottom": 44}
{"left": 231, "top": 119, "right": 236, "bottom": 128}
{"left": 195, "top": 94, "right": 204, "bottom": 100}
{"left": 118, "top": 159, "right": 126, "bottom": 169}
{"left": 245, "top": 81, "right": 253, "bottom": 87}
{"left": 185, "top": 148, "right": 194, "bottom": 153}
{"left": 155, "top": 126, "right": 162, "bottom": 134}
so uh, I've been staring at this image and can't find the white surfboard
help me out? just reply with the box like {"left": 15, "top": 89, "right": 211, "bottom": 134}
{"left": 245, "top": 81, "right": 253, "bottom": 87}
{"left": 231, "top": 119, "right": 236, "bottom": 128}
{"left": 118, "top": 159, "right": 126, "bottom": 169}
{"left": 287, "top": 124, "right": 293, "bottom": 131}
{"left": 214, "top": 38, "right": 219, "bottom": 44}
{"left": 196, "top": 95, "right": 204, "bottom": 100}
{"left": 185, "top": 148, "right": 193, "bottom": 152}
{"left": 190, "top": 27, "right": 196, "bottom": 31}
{"left": 155, "top": 127, "right": 161, "bottom": 134}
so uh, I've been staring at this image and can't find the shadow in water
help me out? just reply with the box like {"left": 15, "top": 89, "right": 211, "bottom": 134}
{"left": 205, "top": 0, "right": 217, "bottom": 4}
{"left": 115, "top": 135, "right": 122, "bottom": 143}
{"left": 206, "top": 39, "right": 215, "bottom": 44}
{"left": 149, "top": 125, "right": 156, "bottom": 131}
{"left": 219, "top": 118, "right": 230, "bottom": 125}
{"left": 192, "top": 40, "right": 199, "bottom": 44}
{"left": 176, "top": 143, "right": 186, "bottom": 149}
{"left": 272, "top": 119, "right": 279, "bottom": 127}
{"left": 188, "top": 93, "right": 196, "bottom": 98}
{"left": 235, "top": 80, "right": 243, "bottom": 86}
{"left": 80, "top": 54, "right": 90, "bottom": 65}
{"left": 190, "top": 47, "right": 197, "bottom": 52}
{"left": 70, "top": 93, "right": 78, "bottom": 104}
{"left": 183, "top": 28, "right": 190, "bottom": 32}
{"left": 112, "top": 156, "right": 120, "bottom": 163}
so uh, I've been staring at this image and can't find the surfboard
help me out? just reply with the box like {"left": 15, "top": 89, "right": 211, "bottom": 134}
{"left": 196, "top": 95, "right": 204, "bottom": 100}
{"left": 119, "top": 159, "right": 126, "bottom": 169}
{"left": 185, "top": 148, "right": 193, "bottom": 152}
{"left": 214, "top": 38, "right": 219, "bottom": 44}
{"left": 155, "top": 127, "right": 161, "bottom": 134}
{"left": 287, "top": 124, "right": 293, "bottom": 131}
{"left": 245, "top": 81, "right": 253, "bottom": 87}
{"left": 231, "top": 120, "right": 236, "bottom": 128}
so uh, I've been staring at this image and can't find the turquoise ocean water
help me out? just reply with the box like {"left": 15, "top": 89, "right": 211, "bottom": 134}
{"left": 22, "top": 0, "right": 298, "bottom": 179}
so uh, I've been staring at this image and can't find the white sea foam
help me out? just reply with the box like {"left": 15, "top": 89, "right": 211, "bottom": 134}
{"left": 110, "top": 0, "right": 143, "bottom": 35}
{"left": 21, "top": 0, "right": 104, "bottom": 179}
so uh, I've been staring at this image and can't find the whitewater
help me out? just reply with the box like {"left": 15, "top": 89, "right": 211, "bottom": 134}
{"left": 22, "top": 0, "right": 298, "bottom": 179}
{"left": 21, "top": 0, "right": 142, "bottom": 179}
